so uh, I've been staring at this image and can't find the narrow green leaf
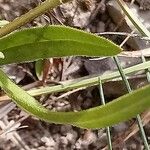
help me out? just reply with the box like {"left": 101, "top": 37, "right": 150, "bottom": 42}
{"left": 0, "top": 68, "right": 149, "bottom": 129}
{"left": 29, "top": 61, "right": 150, "bottom": 96}
{"left": 0, "top": 25, "right": 121, "bottom": 65}
{"left": 2, "top": 61, "right": 150, "bottom": 100}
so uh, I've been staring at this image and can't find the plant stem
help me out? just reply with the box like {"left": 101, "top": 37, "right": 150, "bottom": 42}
{"left": 0, "top": 0, "right": 70, "bottom": 38}
{"left": 99, "top": 78, "right": 112, "bottom": 150}
{"left": 116, "top": 1, "right": 150, "bottom": 149}
{"left": 113, "top": 56, "right": 150, "bottom": 150}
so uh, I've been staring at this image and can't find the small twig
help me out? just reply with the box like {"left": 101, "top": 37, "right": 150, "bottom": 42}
{"left": 0, "top": 116, "right": 28, "bottom": 136}
{"left": 96, "top": 32, "right": 150, "bottom": 41}
{"left": 120, "top": 30, "right": 135, "bottom": 47}
{"left": 49, "top": 11, "right": 64, "bottom": 25}
{"left": 53, "top": 87, "right": 86, "bottom": 101}
{"left": 120, "top": 48, "right": 150, "bottom": 57}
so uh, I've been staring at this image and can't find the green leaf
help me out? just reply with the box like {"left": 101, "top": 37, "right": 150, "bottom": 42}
{"left": 1, "top": 25, "right": 148, "bottom": 129}
{"left": 0, "top": 25, "right": 121, "bottom": 65}
{"left": 0, "top": 68, "right": 149, "bottom": 129}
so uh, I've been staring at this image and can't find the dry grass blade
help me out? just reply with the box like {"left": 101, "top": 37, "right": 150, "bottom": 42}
{"left": 0, "top": 102, "right": 16, "bottom": 119}
{"left": 102, "top": 110, "right": 150, "bottom": 150}
{"left": 0, "top": 117, "right": 30, "bottom": 150}
{"left": 120, "top": 48, "right": 150, "bottom": 57}
{"left": 124, "top": 110, "right": 150, "bottom": 141}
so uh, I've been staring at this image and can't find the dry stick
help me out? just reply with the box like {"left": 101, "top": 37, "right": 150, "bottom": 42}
{"left": 0, "top": 116, "right": 28, "bottom": 136}
{"left": 104, "top": 111, "right": 150, "bottom": 150}
{"left": 120, "top": 48, "right": 150, "bottom": 57}
{"left": 50, "top": 11, "right": 64, "bottom": 25}
{"left": 120, "top": 30, "right": 135, "bottom": 47}
{"left": 53, "top": 87, "right": 86, "bottom": 101}
{"left": 97, "top": 32, "right": 150, "bottom": 41}
{"left": 0, "top": 117, "right": 30, "bottom": 150}
{"left": 124, "top": 111, "right": 150, "bottom": 141}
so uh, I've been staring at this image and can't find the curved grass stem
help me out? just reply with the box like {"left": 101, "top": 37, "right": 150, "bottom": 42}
{"left": 0, "top": 0, "right": 70, "bottom": 38}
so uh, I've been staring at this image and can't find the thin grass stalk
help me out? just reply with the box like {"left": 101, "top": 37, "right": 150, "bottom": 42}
{"left": 113, "top": 56, "right": 150, "bottom": 150}
{"left": 116, "top": 0, "right": 150, "bottom": 148}
{"left": 17, "top": 60, "right": 150, "bottom": 97}
{"left": 99, "top": 78, "right": 112, "bottom": 150}
{"left": 116, "top": 0, "right": 150, "bottom": 91}
{"left": 116, "top": 0, "right": 150, "bottom": 82}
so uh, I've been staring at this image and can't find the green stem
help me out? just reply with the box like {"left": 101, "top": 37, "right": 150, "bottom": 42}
{"left": 99, "top": 78, "right": 112, "bottom": 150}
{"left": 0, "top": 0, "right": 70, "bottom": 38}
{"left": 28, "top": 61, "right": 150, "bottom": 96}
{"left": 116, "top": 1, "right": 150, "bottom": 149}
{"left": 113, "top": 56, "right": 150, "bottom": 150}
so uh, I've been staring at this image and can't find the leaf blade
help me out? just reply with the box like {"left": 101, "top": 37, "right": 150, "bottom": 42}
{"left": 0, "top": 68, "right": 149, "bottom": 129}
{"left": 0, "top": 25, "right": 122, "bottom": 65}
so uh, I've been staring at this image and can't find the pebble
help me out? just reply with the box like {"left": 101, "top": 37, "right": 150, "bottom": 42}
{"left": 60, "top": 136, "right": 68, "bottom": 146}
{"left": 82, "top": 98, "right": 93, "bottom": 109}
{"left": 60, "top": 125, "right": 73, "bottom": 135}
{"left": 66, "top": 130, "right": 78, "bottom": 144}
{"left": 96, "top": 21, "right": 105, "bottom": 33}
{"left": 41, "top": 137, "right": 55, "bottom": 147}
{"left": 113, "top": 122, "right": 128, "bottom": 133}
